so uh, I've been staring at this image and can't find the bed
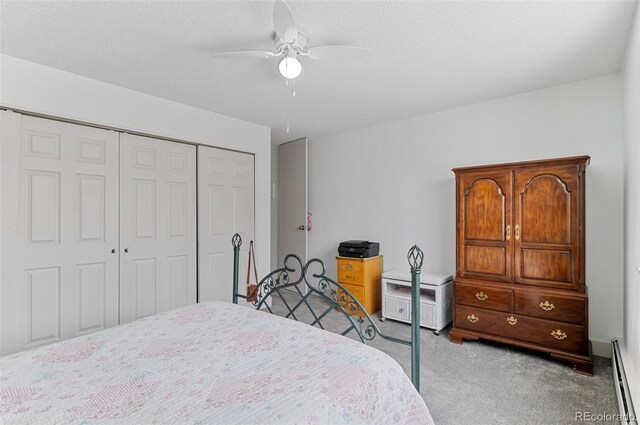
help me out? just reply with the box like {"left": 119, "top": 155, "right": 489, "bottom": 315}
{"left": 1, "top": 235, "right": 433, "bottom": 424}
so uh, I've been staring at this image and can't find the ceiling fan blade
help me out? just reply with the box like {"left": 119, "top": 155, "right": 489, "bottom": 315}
{"left": 212, "top": 51, "right": 277, "bottom": 59}
{"left": 273, "top": 0, "right": 297, "bottom": 44}
{"left": 307, "top": 46, "right": 372, "bottom": 61}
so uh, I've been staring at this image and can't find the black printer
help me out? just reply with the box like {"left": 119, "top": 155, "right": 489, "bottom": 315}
{"left": 338, "top": 240, "right": 380, "bottom": 258}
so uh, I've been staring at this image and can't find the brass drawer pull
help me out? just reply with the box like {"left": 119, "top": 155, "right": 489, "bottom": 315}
{"left": 539, "top": 301, "right": 555, "bottom": 311}
{"left": 475, "top": 292, "right": 488, "bottom": 301}
{"left": 345, "top": 274, "right": 356, "bottom": 279}
{"left": 506, "top": 224, "right": 511, "bottom": 240}
{"left": 507, "top": 316, "right": 518, "bottom": 325}
{"left": 345, "top": 263, "right": 353, "bottom": 271}
{"left": 467, "top": 314, "right": 479, "bottom": 323}
{"left": 551, "top": 330, "right": 567, "bottom": 340}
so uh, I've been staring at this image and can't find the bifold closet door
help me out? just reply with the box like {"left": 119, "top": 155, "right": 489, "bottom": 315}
{"left": 198, "top": 146, "right": 255, "bottom": 303}
{"left": 119, "top": 134, "right": 196, "bottom": 324}
{"left": 1, "top": 112, "right": 119, "bottom": 355}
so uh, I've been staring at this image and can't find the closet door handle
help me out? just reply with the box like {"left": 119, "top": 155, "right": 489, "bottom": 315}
{"left": 111, "top": 249, "right": 116, "bottom": 254}
{"left": 124, "top": 248, "right": 129, "bottom": 253}
{"left": 515, "top": 224, "right": 520, "bottom": 240}
{"left": 506, "top": 225, "right": 511, "bottom": 240}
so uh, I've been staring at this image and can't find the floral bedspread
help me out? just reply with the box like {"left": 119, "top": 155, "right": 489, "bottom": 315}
{"left": 1, "top": 301, "right": 434, "bottom": 424}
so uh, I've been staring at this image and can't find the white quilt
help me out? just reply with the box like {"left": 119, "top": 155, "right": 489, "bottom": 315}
{"left": 1, "top": 301, "right": 434, "bottom": 424}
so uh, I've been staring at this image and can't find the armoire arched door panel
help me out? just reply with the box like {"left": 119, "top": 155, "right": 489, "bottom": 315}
{"left": 514, "top": 166, "right": 581, "bottom": 290}
{"left": 457, "top": 171, "right": 513, "bottom": 282}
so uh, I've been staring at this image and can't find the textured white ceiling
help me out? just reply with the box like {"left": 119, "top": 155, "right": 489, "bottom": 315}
{"left": 1, "top": 1, "right": 637, "bottom": 143}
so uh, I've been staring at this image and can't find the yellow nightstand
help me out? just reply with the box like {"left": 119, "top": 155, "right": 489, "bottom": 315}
{"left": 336, "top": 256, "right": 383, "bottom": 315}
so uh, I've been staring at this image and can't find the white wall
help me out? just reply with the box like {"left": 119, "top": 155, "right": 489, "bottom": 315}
{"left": 0, "top": 55, "right": 271, "bottom": 285}
{"left": 271, "top": 142, "right": 279, "bottom": 270}
{"left": 623, "top": 2, "right": 640, "bottom": 407}
{"left": 308, "top": 74, "right": 624, "bottom": 355}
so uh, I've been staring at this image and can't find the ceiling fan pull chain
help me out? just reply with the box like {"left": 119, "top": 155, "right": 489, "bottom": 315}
{"left": 285, "top": 82, "right": 290, "bottom": 134}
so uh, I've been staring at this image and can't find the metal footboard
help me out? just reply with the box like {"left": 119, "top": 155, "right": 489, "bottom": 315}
{"left": 231, "top": 233, "right": 423, "bottom": 391}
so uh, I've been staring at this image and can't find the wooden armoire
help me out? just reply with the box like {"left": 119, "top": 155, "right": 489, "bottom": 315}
{"left": 450, "top": 156, "right": 592, "bottom": 375}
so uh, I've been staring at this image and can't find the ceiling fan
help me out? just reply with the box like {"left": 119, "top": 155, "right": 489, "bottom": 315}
{"left": 212, "top": 0, "right": 371, "bottom": 79}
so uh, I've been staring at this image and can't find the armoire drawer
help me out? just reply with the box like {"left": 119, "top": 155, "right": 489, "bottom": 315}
{"left": 514, "top": 290, "right": 586, "bottom": 325}
{"left": 455, "top": 305, "right": 586, "bottom": 354}
{"left": 455, "top": 281, "right": 512, "bottom": 312}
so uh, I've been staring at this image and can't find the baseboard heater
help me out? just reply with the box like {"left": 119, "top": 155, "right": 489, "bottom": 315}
{"left": 612, "top": 339, "right": 638, "bottom": 425}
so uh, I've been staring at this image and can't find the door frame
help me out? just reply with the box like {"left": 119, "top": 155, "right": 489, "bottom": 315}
{"left": 277, "top": 138, "right": 308, "bottom": 264}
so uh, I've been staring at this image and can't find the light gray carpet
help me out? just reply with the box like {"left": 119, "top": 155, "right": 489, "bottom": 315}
{"left": 266, "top": 291, "right": 618, "bottom": 425}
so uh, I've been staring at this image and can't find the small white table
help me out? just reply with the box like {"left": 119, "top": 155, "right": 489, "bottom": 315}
{"left": 381, "top": 270, "right": 453, "bottom": 335}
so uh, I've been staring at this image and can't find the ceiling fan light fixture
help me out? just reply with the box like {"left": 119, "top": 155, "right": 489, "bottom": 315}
{"left": 279, "top": 56, "right": 302, "bottom": 79}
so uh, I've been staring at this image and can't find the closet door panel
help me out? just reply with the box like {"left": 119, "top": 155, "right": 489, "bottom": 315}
{"left": 119, "top": 134, "right": 196, "bottom": 324}
{"left": 1, "top": 113, "right": 119, "bottom": 355}
{"left": 198, "top": 146, "right": 255, "bottom": 303}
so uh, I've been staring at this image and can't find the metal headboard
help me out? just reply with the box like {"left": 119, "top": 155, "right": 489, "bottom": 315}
{"left": 231, "top": 233, "right": 424, "bottom": 391}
